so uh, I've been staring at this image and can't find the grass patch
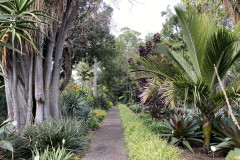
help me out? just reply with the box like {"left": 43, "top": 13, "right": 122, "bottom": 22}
{"left": 119, "top": 104, "right": 183, "bottom": 160}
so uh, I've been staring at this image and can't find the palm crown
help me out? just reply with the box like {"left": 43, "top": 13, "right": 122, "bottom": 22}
{"left": 131, "top": 6, "right": 240, "bottom": 149}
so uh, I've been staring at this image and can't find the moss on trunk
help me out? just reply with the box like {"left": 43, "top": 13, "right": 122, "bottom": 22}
{"left": 202, "top": 115, "right": 212, "bottom": 151}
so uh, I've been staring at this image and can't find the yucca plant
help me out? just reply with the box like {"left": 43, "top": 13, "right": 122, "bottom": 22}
{"left": 161, "top": 111, "right": 203, "bottom": 153}
{"left": 215, "top": 118, "right": 240, "bottom": 150}
{"left": 131, "top": 5, "right": 240, "bottom": 150}
{"left": 0, "top": 0, "right": 51, "bottom": 62}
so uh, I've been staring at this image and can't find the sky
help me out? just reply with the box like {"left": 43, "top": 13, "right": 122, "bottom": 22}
{"left": 104, "top": 0, "right": 181, "bottom": 40}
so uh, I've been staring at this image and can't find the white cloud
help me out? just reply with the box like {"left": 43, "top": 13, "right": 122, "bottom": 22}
{"left": 104, "top": 0, "right": 181, "bottom": 39}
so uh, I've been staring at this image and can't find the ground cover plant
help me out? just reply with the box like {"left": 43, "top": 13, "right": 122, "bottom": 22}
{"left": 129, "top": 105, "right": 142, "bottom": 113}
{"left": 138, "top": 113, "right": 168, "bottom": 135}
{"left": 12, "top": 118, "right": 88, "bottom": 159}
{"left": 119, "top": 104, "right": 183, "bottom": 160}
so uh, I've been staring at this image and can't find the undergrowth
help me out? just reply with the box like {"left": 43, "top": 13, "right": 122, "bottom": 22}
{"left": 119, "top": 104, "right": 183, "bottom": 160}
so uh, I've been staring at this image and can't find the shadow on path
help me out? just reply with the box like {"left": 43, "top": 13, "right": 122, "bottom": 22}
{"left": 82, "top": 106, "right": 127, "bottom": 160}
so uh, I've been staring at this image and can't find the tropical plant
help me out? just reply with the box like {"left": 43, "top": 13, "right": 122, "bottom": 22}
{"left": 92, "top": 109, "right": 107, "bottom": 122}
{"left": 33, "top": 146, "right": 73, "bottom": 160}
{"left": 226, "top": 148, "right": 240, "bottom": 160}
{"left": 161, "top": 112, "right": 203, "bottom": 153}
{"left": 131, "top": 5, "right": 240, "bottom": 149}
{"left": 0, "top": 0, "right": 48, "bottom": 54}
{"left": 129, "top": 105, "right": 142, "bottom": 113}
{"left": 61, "top": 89, "right": 91, "bottom": 121}
{"left": 13, "top": 118, "right": 88, "bottom": 159}
{"left": 0, "top": 119, "right": 14, "bottom": 152}
{"left": 215, "top": 118, "right": 240, "bottom": 150}
{"left": 88, "top": 117, "right": 99, "bottom": 131}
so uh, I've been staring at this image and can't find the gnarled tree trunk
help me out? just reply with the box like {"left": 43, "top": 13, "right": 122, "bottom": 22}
{"left": 3, "top": 0, "right": 83, "bottom": 129}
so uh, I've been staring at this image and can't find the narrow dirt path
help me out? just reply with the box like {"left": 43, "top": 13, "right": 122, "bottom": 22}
{"left": 82, "top": 106, "right": 128, "bottom": 160}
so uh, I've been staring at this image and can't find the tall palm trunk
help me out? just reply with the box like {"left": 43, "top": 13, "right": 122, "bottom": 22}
{"left": 202, "top": 114, "right": 213, "bottom": 151}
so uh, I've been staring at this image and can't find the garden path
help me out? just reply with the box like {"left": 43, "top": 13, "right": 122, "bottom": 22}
{"left": 82, "top": 106, "right": 128, "bottom": 160}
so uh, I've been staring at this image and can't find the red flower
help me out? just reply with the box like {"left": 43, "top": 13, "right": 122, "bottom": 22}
{"left": 88, "top": 32, "right": 91, "bottom": 35}
{"left": 81, "top": 25, "right": 84, "bottom": 27}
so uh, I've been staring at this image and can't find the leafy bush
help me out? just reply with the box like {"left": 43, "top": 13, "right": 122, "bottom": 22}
{"left": 161, "top": 112, "right": 203, "bottom": 153}
{"left": 129, "top": 105, "right": 142, "bottom": 113}
{"left": 91, "top": 93, "right": 110, "bottom": 110}
{"left": 138, "top": 113, "right": 152, "bottom": 120}
{"left": 108, "top": 101, "right": 113, "bottom": 108}
{"left": 0, "top": 119, "right": 14, "bottom": 152}
{"left": 92, "top": 109, "right": 107, "bottom": 122}
{"left": 61, "top": 89, "right": 91, "bottom": 121}
{"left": 119, "top": 104, "right": 183, "bottom": 160}
{"left": 33, "top": 146, "right": 73, "bottom": 160}
{"left": 226, "top": 148, "right": 240, "bottom": 160}
{"left": 88, "top": 117, "right": 99, "bottom": 131}
{"left": 138, "top": 113, "right": 168, "bottom": 135}
{"left": 13, "top": 118, "right": 88, "bottom": 159}
{"left": 215, "top": 118, "right": 240, "bottom": 151}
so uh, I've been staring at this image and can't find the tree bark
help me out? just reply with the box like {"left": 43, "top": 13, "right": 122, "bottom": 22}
{"left": 93, "top": 57, "right": 98, "bottom": 96}
{"left": 59, "top": 44, "right": 72, "bottom": 92}
{"left": 12, "top": 52, "right": 20, "bottom": 129}
{"left": 26, "top": 53, "right": 33, "bottom": 125}
{"left": 202, "top": 114, "right": 213, "bottom": 151}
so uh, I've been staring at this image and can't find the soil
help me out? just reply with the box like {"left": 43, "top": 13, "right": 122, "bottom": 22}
{"left": 82, "top": 106, "right": 127, "bottom": 160}
{"left": 181, "top": 147, "right": 225, "bottom": 160}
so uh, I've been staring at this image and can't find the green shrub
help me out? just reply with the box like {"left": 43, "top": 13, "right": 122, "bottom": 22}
{"left": 161, "top": 112, "right": 203, "bottom": 153}
{"left": 226, "top": 148, "right": 240, "bottom": 160}
{"left": 108, "top": 101, "right": 113, "bottom": 108}
{"left": 61, "top": 89, "right": 92, "bottom": 121}
{"left": 138, "top": 113, "right": 152, "bottom": 120}
{"left": 129, "top": 105, "right": 141, "bottom": 113}
{"left": 147, "top": 120, "right": 169, "bottom": 135}
{"left": 91, "top": 94, "right": 109, "bottom": 110}
{"left": 33, "top": 146, "right": 73, "bottom": 160}
{"left": 119, "top": 104, "right": 183, "bottom": 160}
{"left": 88, "top": 117, "right": 99, "bottom": 131}
{"left": 138, "top": 113, "right": 169, "bottom": 135}
{"left": 215, "top": 118, "right": 240, "bottom": 151}
{"left": 13, "top": 118, "right": 88, "bottom": 159}
{"left": 92, "top": 109, "right": 107, "bottom": 122}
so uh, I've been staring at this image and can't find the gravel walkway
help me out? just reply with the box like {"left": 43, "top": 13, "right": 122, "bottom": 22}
{"left": 82, "top": 106, "right": 128, "bottom": 160}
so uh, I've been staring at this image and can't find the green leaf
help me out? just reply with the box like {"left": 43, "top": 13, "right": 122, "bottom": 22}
{"left": 0, "top": 141, "right": 13, "bottom": 151}
{"left": 0, "top": 41, "right": 25, "bottom": 54}
{"left": 182, "top": 140, "right": 194, "bottom": 153}
{"left": 170, "top": 137, "right": 179, "bottom": 145}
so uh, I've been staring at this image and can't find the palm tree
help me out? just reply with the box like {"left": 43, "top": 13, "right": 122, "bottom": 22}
{"left": 131, "top": 6, "right": 240, "bottom": 150}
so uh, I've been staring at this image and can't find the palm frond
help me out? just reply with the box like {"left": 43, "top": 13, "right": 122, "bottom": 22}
{"left": 202, "top": 28, "right": 240, "bottom": 90}
{"left": 130, "top": 55, "right": 181, "bottom": 80}
{"left": 153, "top": 44, "right": 197, "bottom": 83}
{"left": 175, "top": 6, "right": 216, "bottom": 78}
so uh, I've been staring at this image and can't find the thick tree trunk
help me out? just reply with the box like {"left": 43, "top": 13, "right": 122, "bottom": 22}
{"left": 93, "top": 57, "right": 98, "bottom": 96}
{"left": 43, "top": 27, "right": 57, "bottom": 120}
{"left": 2, "top": 0, "right": 85, "bottom": 129}
{"left": 12, "top": 52, "right": 20, "bottom": 129}
{"left": 202, "top": 114, "right": 213, "bottom": 151}
{"left": 35, "top": 27, "right": 45, "bottom": 123}
{"left": 26, "top": 54, "right": 33, "bottom": 125}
